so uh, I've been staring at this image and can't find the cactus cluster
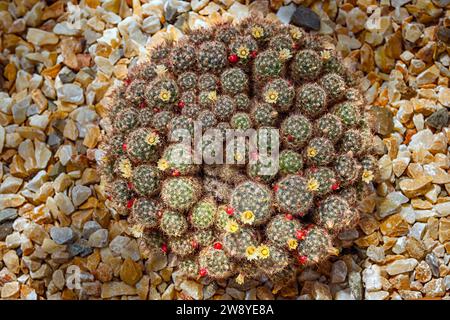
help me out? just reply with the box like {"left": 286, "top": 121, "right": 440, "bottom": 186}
{"left": 101, "top": 18, "right": 376, "bottom": 285}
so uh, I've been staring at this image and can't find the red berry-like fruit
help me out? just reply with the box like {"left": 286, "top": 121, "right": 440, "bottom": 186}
{"left": 153, "top": 107, "right": 160, "bottom": 113}
{"left": 122, "top": 143, "right": 127, "bottom": 152}
{"left": 285, "top": 213, "right": 293, "bottom": 220}
{"left": 139, "top": 101, "right": 146, "bottom": 109}
{"left": 126, "top": 198, "right": 135, "bottom": 209}
{"left": 298, "top": 255, "right": 308, "bottom": 265}
{"left": 292, "top": 43, "right": 300, "bottom": 50}
{"left": 161, "top": 243, "right": 168, "bottom": 253}
{"left": 287, "top": 135, "right": 294, "bottom": 142}
{"left": 228, "top": 54, "right": 238, "bottom": 63}
{"left": 214, "top": 242, "right": 222, "bottom": 250}
{"left": 273, "top": 185, "right": 279, "bottom": 192}
{"left": 226, "top": 207, "right": 234, "bottom": 215}
{"left": 178, "top": 101, "right": 185, "bottom": 109}
{"left": 191, "top": 240, "right": 198, "bottom": 248}
{"left": 296, "top": 229, "right": 307, "bottom": 240}
{"left": 127, "top": 182, "right": 133, "bottom": 190}
{"left": 199, "top": 268, "right": 208, "bottom": 277}
{"left": 124, "top": 78, "right": 131, "bottom": 86}
{"left": 331, "top": 183, "right": 340, "bottom": 191}
{"left": 250, "top": 50, "right": 258, "bottom": 58}
{"left": 172, "top": 169, "right": 181, "bottom": 177}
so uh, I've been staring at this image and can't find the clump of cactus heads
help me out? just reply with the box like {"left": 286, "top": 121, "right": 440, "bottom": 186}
{"left": 101, "top": 17, "right": 375, "bottom": 283}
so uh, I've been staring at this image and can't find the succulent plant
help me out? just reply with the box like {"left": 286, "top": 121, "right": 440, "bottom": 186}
{"left": 101, "top": 17, "right": 375, "bottom": 284}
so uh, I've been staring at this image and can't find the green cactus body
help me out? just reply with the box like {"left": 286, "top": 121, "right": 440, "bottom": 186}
{"left": 335, "top": 153, "right": 361, "bottom": 185}
{"left": 297, "top": 226, "right": 333, "bottom": 264}
{"left": 266, "top": 214, "right": 302, "bottom": 248}
{"left": 340, "top": 129, "right": 364, "bottom": 155}
{"left": 177, "top": 71, "right": 197, "bottom": 91}
{"left": 230, "top": 112, "right": 252, "bottom": 130}
{"left": 198, "top": 73, "right": 218, "bottom": 91}
{"left": 335, "top": 101, "right": 360, "bottom": 127}
{"left": 199, "top": 41, "right": 227, "bottom": 72}
{"left": 161, "top": 177, "right": 201, "bottom": 211}
{"left": 162, "top": 143, "right": 196, "bottom": 175}
{"left": 126, "top": 128, "right": 161, "bottom": 162}
{"left": 191, "top": 198, "right": 217, "bottom": 229}
{"left": 254, "top": 50, "right": 282, "bottom": 79}
{"left": 169, "top": 236, "right": 195, "bottom": 256}
{"left": 132, "top": 198, "right": 161, "bottom": 228}
{"left": 194, "top": 229, "right": 216, "bottom": 247}
{"left": 109, "top": 180, "right": 132, "bottom": 205}
{"left": 171, "top": 45, "right": 197, "bottom": 73}
{"left": 262, "top": 78, "right": 295, "bottom": 111}
{"left": 296, "top": 83, "right": 327, "bottom": 118}
{"left": 251, "top": 103, "right": 278, "bottom": 127}
{"left": 305, "top": 137, "right": 335, "bottom": 166}
{"left": 230, "top": 181, "right": 272, "bottom": 225}
{"left": 291, "top": 50, "right": 322, "bottom": 80}
{"left": 213, "top": 95, "right": 236, "bottom": 121}
{"left": 221, "top": 68, "right": 248, "bottom": 95}
{"left": 306, "top": 166, "right": 337, "bottom": 196}
{"left": 145, "top": 78, "right": 179, "bottom": 108}
{"left": 234, "top": 93, "right": 250, "bottom": 111}
{"left": 125, "top": 80, "right": 146, "bottom": 106}
{"left": 320, "top": 73, "right": 346, "bottom": 101}
{"left": 314, "top": 195, "right": 352, "bottom": 233}
{"left": 179, "top": 259, "right": 199, "bottom": 277}
{"left": 281, "top": 114, "right": 312, "bottom": 149}
{"left": 255, "top": 244, "right": 290, "bottom": 275}
{"left": 315, "top": 114, "right": 343, "bottom": 142}
{"left": 114, "top": 109, "right": 139, "bottom": 133}
{"left": 199, "top": 247, "right": 232, "bottom": 279}
{"left": 222, "top": 228, "right": 258, "bottom": 259}
{"left": 160, "top": 210, "right": 188, "bottom": 237}
{"left": 279, "top": 149, "right": 303, "bottom": 175}
{"left": 151, "top": 111, "right": 173, "bottom": 134}
{"left": 131, "top": 165, "right": 160, "bottom": 196}
{"left": 275, "top": 175, "right": 313, "bottom": 215}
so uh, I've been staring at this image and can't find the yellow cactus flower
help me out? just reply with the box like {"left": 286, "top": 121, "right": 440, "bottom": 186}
{"left": 264, "top": 89, "right": 279, "bottom": 104}
{"left": 287, "top": 238, "right": 298, "bottom": 250}
{"left": 307, "top": 147, "right": 317, "bottom": 158}
{"left": 321, "top": 50, "right": 332, "bottom": 60}
{"left": 279, "top": 49, "right": 292, "bottom": 61}
{"left": 307, "top": 177, "right": 320, "bottom": 192}
{"left": 225, "top": 220, "right": 239, "bottom": 233}
{"left": 129, "top": 223, "right": 144, "bottom": 238}
{"left": 251, "top": 26, "right": 264, "bottom": 39}
{"left": 236, "top": 273, "right": 245, "bottom": 285}
{"left": 234, "top": 152, "right": 243, "bottom": 162}
{"left": 208, "top": 90, "right": 217, "bottom": 102}
{"left": 159, "top": 89, "right": 171, "bottom": 102}
{"left": 236, "top": 46, "right": 250, "bottom": 59}
{"left": 118, "top": 158, "right": 133, "bottom": 179}
{"left": 362, "top": 169, "right": 374, "bottom": 183}
{"left": 155, "top": 64, "right": 168, "bottom": 77}
{"left": 245, "top": 245, "right": 258, "bottom": 260}
{"left": 157, "top": 158, "right": 170, "bottom": 171}
{"left": 290, "top": 28, "right": 302, "bottom": 40}
{"left": 257, "top": 245, "right": 270, "bottom": 259}
{"left": 145, "top": 132, "right": 160, "bottom": 146}
{"left": 240, "top": 210, "right": 255, "bottom": 225}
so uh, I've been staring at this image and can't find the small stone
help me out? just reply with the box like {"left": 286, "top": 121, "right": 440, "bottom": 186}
{"left": 377, "top": 192, "right": 409, "bottom": 218}
{"left": 180, "top": 280, "right": 203, "bottom": 300}
{"left": 331, "top": 260, "right": 348, "bottom": 283}
{"left": 312, "top": 282, "right": 332, "bottom": 300}
{"left": 1, "top": 281, "right": 20, "bottom": 299}
{"left": 71, "top": 185, "right": 92, "bottom": 207}
{"left": 416, "top": 65, "right": 440, "bottom": 86}
{"left": 52, "top": 269, "right": 65, "bottom": 290}
{"left": 88, "top": 229, "right": 109, "bottom": 248}
{"left": 0, "top": 221, "right": 14, "bottom": 241}
{"left": 120, "top": 258, "right": 142, "bottom": 286}
{"left": 348, "top": 272, "right": 363, "bottom": 300}
{"left": 415, "top": 261, "right": 432, "bottom": 283}
{"left": 30, "top": 264, "right": 52, "bottom": 280}
{"left": 54, "top": 193, "right": 75, "bottom": 215}
{"left": 101, "top": 282, "right": 137, "bottom": 299}
{"left": 82, "top": 220, "right": 101, "bottom": 239}
{"left": 386, "top": 258, "right": 418, "bottom": 276}
{"left": 405, "top": 237, "right": 426, "bottom": 260}
{"left": 109, "top": 236, "right": 130, "bottom": 256}
{"left": 3, "top": 250, "right": 20, "bottom": 274}
{"left": 57, "top": 84, "right": 84, "bottom": 105}
{"left": 291, "top": 5, "right": 320, "bottom": 31}
{"left": 26, "top": 28, "right": 59, "bottom": 46}
{"left": 437, "top": 27, "right": 450, "bottom": 44}
{"left": 50, "top": 227, "right": 74, "bottom": 245}
{"left": 94, "top": 263, "right": 113, "bottom": 283}
{"left": 0, "top": 209, "right": 18, "bottom": 223}
{"left": 422, "top": 279, "right": 446, "bottom": 297}
{"left": 426, "top": 108, "right": 448, "bottom": 130}
{"left": 362, "top": 265, "right": 382, "bottom": 292}
{"left": 366, "top": 245, "right": 385, "bottom": 263}
{"left": 0, "top": 194, "right": 26, "bottom": 210}
{"left": 399, "top": 176, "right": 433, "bottom": 198}
{"left": 439, "top": 217, "right": 450, "bottom": 243}
{"left": 147, "top": 251, "right": 167, "bottom": 272}
{"left": 276, "top": 4, "right": 296, "bottom": 24}
{"left": 380, "top": 213, "right": 409, "bottom": 237}
{"left": 256, "top": 286, "right": 274, "bottom": 300}
{"left": 226, "top": 287, "right": 245, "bottom": 300}
{"left": 365, "top": 291, "right": 389, "bottom": 300}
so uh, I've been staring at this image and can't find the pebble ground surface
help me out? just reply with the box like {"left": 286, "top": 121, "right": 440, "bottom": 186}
{"left": 0, "top": 0, "right": 450, "bottom": 300}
